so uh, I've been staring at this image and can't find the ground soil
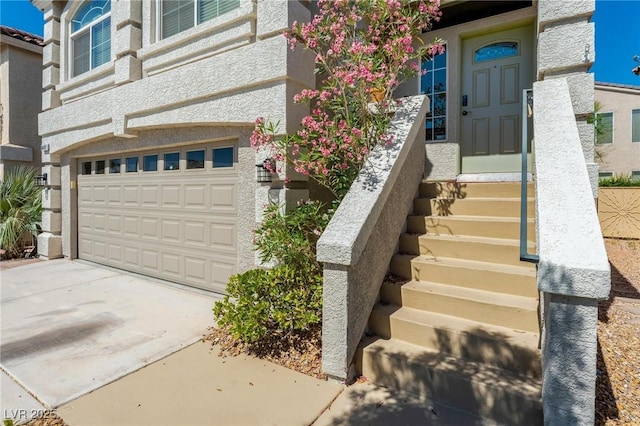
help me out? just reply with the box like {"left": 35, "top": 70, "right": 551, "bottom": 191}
{"left": 0, "top": 257, "right": 41, "bottom": 271}
{"left": 596, "top": 239, "right": 640, "bottom": 425}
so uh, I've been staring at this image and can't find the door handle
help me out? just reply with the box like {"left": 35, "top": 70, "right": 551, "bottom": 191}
{"left": 462, "top": 110, "right": 471, "bottom": 116}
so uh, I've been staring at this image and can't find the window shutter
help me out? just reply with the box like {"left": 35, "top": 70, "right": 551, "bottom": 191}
{"left": 91, "top": 17, "right": 111, "bottom": 67}
{"left": 162, "top": 0, "right": 195, "bottom": 39}
{"left": 73, "top": 32, "right": 91, "bottom": 76}
{"left": 199, "top": 0, "right": 240, "bottom": 24}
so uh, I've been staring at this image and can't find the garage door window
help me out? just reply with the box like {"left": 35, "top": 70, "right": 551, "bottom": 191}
{"left": 143, "top": 154, "right": 158, "bottom": 172}
{"left": 109, "top": 159, "right": 121, "bottom": 173}
{"left": 164, "top": 152, "right": 180, "bottom": 171}
{"left": 186, "top": 150, "right": 205, "bottom": 169}
{"left": 213, "top": 147, "right": 233, "bottom": 168}
{"left": 96, "top": 160, "right": 106, "bottom": 174}
{"left": 82, "top": 161, "right": 92, "bottom": 175}
{"left": 126, "top": 157, "right": 138, "bottom": 172}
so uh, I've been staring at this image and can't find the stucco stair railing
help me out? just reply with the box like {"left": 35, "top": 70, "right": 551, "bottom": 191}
{"left": 317, "top": 95, "right": 429, "bottom": 381}
{"left": 533, "top": 78, "right": 610, "bottom": 425}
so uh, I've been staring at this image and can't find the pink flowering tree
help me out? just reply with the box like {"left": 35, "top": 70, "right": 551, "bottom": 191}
{"left": 251, "top": 0, "right": 444, "bottom": 199}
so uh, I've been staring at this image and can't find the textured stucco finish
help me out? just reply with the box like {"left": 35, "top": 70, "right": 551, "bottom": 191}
{"left": 538, "top": 0, "right": 594, "bottom": 29}
{"left": 0, "top": 33, "right": 42, "bottom": 177}
{"left": 537, "top": 21, "right": 594, "bottom": 75}
{"left": 34, "top": 0, "right": 313, "bottom": 275}
{"left": 318, "top": 96, "right": 428, "bottom": 379}
{"left": 594, "top": 84, "right": 640, "bottom": 176}
{"left": 541, "top": 294, "right": 598, "bottom": 425}
{"left": 533, "top": 78, "right": 610, "bottom": 299}
{"left": 424, "top": 142, "right": 458, "bottom": 181}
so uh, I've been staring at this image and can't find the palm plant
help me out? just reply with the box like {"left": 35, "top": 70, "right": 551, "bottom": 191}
{"left": 0, "top": 166, "right": 42, "bottom": 258}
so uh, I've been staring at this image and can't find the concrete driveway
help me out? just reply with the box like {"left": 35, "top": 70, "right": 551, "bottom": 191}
{"left": 0, "top": 259, "right": 217, "bottom": 411}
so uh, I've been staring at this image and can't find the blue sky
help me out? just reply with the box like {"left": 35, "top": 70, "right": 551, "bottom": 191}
{"left": 1, "top": 0, "right": 638, "bottom": 86}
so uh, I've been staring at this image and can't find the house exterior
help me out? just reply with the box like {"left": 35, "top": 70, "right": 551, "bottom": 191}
{"left": 32, "top": 0, "right": 606, "bottom": 424}
{"left": 32, "top": 0, "right": 314, "bottom": 293}
{"left": 0, "top": 26, "right": 44, "bottom": 178}
{"left": 594, "top": 81, "right": 640, "bottom": 179}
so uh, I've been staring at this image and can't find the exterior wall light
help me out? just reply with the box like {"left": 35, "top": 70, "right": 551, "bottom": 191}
{"left": 35, "top": 173, "right": 48, "bottom": 187}
{"left": 256, "top": 158, "right": 274, "bottom": 183}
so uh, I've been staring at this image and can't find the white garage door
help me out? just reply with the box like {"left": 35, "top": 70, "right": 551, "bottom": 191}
{"left": 77, "top": 143, "right": 238, "bottom": 293}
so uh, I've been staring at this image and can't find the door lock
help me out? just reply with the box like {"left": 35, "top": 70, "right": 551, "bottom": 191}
{"left": 462, "top": 110, "right": 471, "bottom": 116}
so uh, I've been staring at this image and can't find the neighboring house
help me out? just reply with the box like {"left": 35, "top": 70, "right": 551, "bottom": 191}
{"left": 594, "top": 81, "right": 640, "bottom": 179}
{"left": 0, "top": 25, "right": 44, "bottom": 178}
{"left": 32, "top": 0, "right": 606, "bottom": 424}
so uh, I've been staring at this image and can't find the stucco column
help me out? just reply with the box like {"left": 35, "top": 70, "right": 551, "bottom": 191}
{"left": 41, "top": 1, "right": 62, "bottom": 111}
{"left": 38, "top": 151, "right": 62, "bottom": 259}
{"left": 113, "top": 0, "right": 142, "bottom": 86}
{"left": 537, "top": 0, "right": 597, "bottom": 196}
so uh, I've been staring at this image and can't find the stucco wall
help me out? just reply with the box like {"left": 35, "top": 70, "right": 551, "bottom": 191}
{"left": 0, "top": 37, "right": 42, "bottom": 175}
{"left": 594, "top": 84, "right": 640, "bottom": 176}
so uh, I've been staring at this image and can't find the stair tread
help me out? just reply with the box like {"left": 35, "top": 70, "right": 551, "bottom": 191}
{"left": 425, "top": 196, "right": 534, "bottom": 201}
{"left": 361, "top": 336, "right": 542, "bottom": 395}
{"left": 410, "top": 214, "right": 535, "bottom": 223}
{"left": 393, "top": 254, "right": 537, "bottom": 275}
{"left": 374, "top": 303, "right": 540, "bottom": 350}
{"left": 407, "top": 233, "right": 536, "bottom": 248}
{"left": 387, "top": 280, "right": 539, "bottom": 312}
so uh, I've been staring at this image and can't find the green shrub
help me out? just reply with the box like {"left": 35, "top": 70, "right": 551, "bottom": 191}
{"left": 599, "top": 175, "right": 640, "bottom": 187}
{"left": 213, "top": 200, "right": 332, "bottom": 342}
{"left": 0, "top": 166, "right": 42, "bottom": 258}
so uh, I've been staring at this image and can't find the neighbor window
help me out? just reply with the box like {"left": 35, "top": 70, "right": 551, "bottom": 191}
{"left": 632, "top": 171, "right": 640, "bottom": 181}
{"left": 95, "top": 160, "right": 105, "bottom": 174}
{"left": 212, "top": 147, "right": 233, "bottom": 168}
{"left": 186, "top": 150, "right": 205, "bottom": 169}
{"left": 164, "top": 152, "right": 180, "bottom": 171}
{"left": 82, "top": 161, "right": 92, "bottom": 175}
{"left": 125, "top": 157, "right": 138, "bottom": 173}
{"left": 160, "top": 0, "right": 240, "bottom": 39}
{"left": 596, "top": 112, "right": 613, "bottom": 144}
{"left": 70, "top": 0, "right": 111, "bottom": 77}
{"left": 632, "top": 109, "right": 640, "bottom": 142}
{"left": 143, "top": 154, "right": 158, "bottom": 172}
{"left": 109, "top": 158, "right": 121, "bottom": 173}
{"left": 599, "top": 172, "right": 613, "bottom": 181}
{"left": 421, "top": 47, "right": 447, "bottom": 141}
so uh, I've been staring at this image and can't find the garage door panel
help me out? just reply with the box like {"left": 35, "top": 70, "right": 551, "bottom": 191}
{"left": 78, "top": 146, "right": 239, "bottom": 293}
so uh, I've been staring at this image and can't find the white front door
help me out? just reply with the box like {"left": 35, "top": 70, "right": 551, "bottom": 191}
{"left": 460, "top": 24, "right": 534, "bottom": 173}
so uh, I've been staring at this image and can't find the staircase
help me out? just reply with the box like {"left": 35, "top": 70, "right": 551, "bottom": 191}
{"left": 356, "top": 181, "right": 542, "bottom": 425}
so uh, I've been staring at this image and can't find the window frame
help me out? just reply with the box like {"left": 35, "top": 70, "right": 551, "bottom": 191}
{"left": 595, "top": 111, "right": 614, "bottom": 145}
{"left": 421, "top": 44, "right": 447, "bottom": 142}
{"left": 69, "top": 0, "right": 112, "bottom": 78}
{"left": 598, "top": 171, "right": 614, "bottom": 181}
{"left": 157, "top": 0, "right": 241, "bottom": 41}
{"left": 632, "top": 109, "right": 640, "bottom": 143}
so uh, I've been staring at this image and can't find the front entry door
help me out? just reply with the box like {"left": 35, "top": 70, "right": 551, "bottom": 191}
{"left": 460, "top": 24, "right": 534, "bottom": 173}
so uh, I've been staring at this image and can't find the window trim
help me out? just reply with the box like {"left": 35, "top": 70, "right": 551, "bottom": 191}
{"left": 595, "top": 111, "right": 614, "bottom": 145}
{"left": 69, "top": 0, "right": 112, "bottom": 78}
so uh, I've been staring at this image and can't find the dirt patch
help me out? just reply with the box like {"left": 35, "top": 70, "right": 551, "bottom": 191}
{"left": 22, "top": 412, "right": 67, "bottom": 426}
{"left": 0, "top": 257, "right": 41, "bottom": 271}
{"left": 203, "top": 325, "right": 326, "bottom": 380}
{"left": 596, "top": 239, "right": 640, "bottom": 425}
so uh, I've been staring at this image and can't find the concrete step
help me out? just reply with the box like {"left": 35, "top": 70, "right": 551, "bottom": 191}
{"left": 390, "top": 254, "right": 538, "bottom": 298}
{"left": 406, "top": 214, "right": 536, "bottom": 241}
{"left": 357, "top": 337, "right": 543, "bottom": 425}
{"left": 399, "top": 234, "right": 535, "bottom": 267}
{"left": 379, "top": 280, "right": 539, "bottom": 333}
{"left": 369, "top": 304, "right": 541, "bottom": 378}
{"left": 413, "top": 197, "right": 535, "bottom": 218}
{"left": 420, "top": 181, "right": 535, "bottom": 199}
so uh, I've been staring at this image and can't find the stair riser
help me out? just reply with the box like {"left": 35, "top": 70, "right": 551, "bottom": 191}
{"left": 358, "top": 348, "right": 543, "bottom": 425}
{"left": 407, "top": 215, "right": 536, "bottom": 241}
{"left": 389, "top": 256, "right": 538, "bottom": 298}
{"left": 368, "top": 310, "right": 541, "bottom": 378}
{"left": 399, "top": 235, "right": 532, "bottom": 267}
{"left": 414, "top": 198, "right": 535, "bottom": 218}
{"left": 420, "top": 182, "right": 535, "bottom": 199}
{"left": 380, "top": 283, "right": 539, "bottom": 333}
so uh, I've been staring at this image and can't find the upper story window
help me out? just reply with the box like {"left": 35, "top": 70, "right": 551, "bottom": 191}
{"left": 632, "top": 109, "right": 640, "bottom": 143}
{"left": 71, "top": 0, "right": 111, "bottom": 77}
{"left": 596, "top": 112, "right": 613, "bottom": 144}
{"left": 160, "top": 0, "right": 240, "bottom": 39}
